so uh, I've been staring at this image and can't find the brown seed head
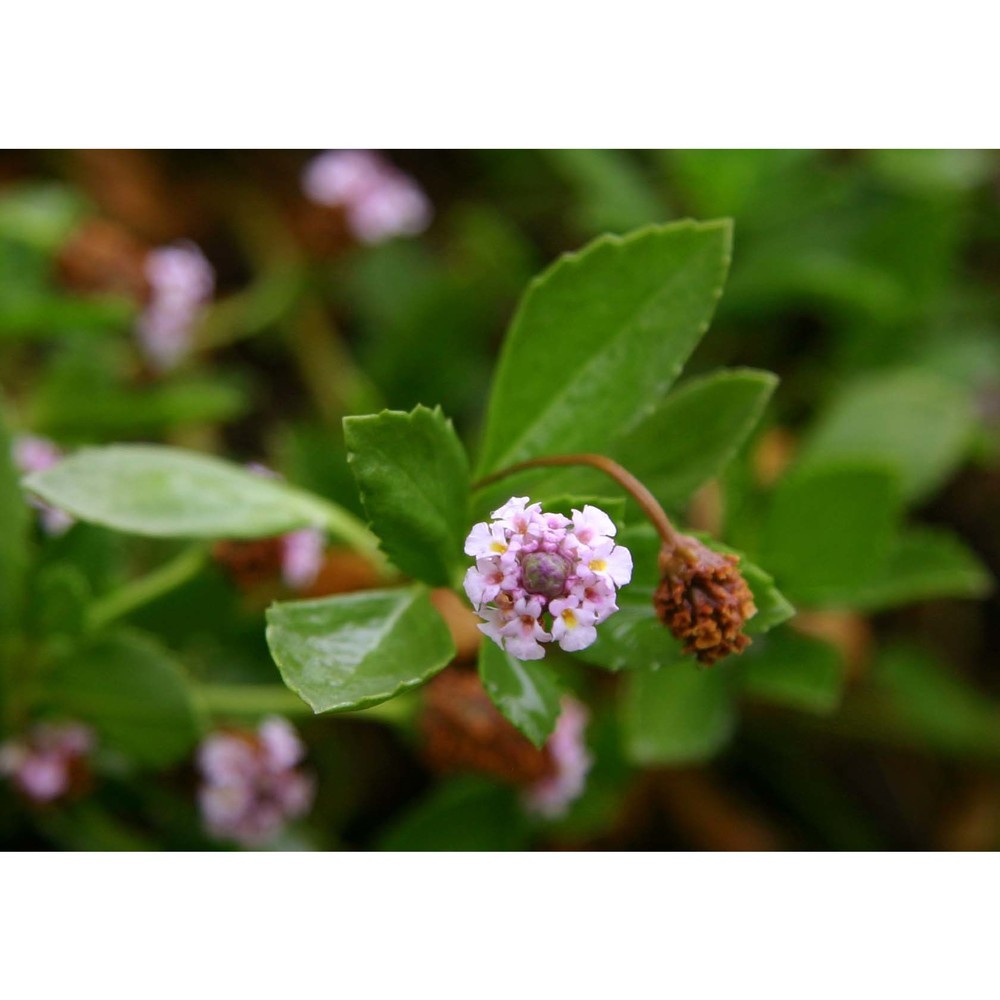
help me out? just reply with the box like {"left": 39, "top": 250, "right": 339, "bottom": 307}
{"left": 420, "top": 669, "right": 555, "bottom": 786}
{"left": 653, "top": 533, "right": 757, "bottom": 666}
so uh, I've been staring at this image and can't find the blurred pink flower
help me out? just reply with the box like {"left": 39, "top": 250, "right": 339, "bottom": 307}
{"left": 0, "top": 722, "right": 96, "bottom": 804}
{"left": 280, "top": 527, "right": 326, "bottom": 590}
{"left": 197, "top": 717, "right": 314, "bottom": 847}
{"left": 301, "top": 150, "right": 432, "bottom": 245}
{"left": 523, "top": 697, "right": 592, "bottom": 819}
{"left": 136, "top": 241, "right": 215, "bottom": 371}
{"left": 12, "top": 434, "right": 74, "bottom": 535}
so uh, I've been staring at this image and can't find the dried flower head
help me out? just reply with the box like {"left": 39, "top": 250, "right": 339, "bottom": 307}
{"left": 0, "top": 722, "right": 95, "bottom": 804}
{"left": 653, "top": 533, "right": 757, "bottom": 666}
{"left": 420, "top": 670, "right": 591, "bottom": 817}
{"left": 464, "top": 497, "right": 632, "bottom": 660}
{"left": 197, "top": 717, "right": 314, "bottom": 847}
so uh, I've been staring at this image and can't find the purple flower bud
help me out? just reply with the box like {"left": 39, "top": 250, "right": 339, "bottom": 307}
{"left": 521, "top": 551, "right": 572, "bottom": 600}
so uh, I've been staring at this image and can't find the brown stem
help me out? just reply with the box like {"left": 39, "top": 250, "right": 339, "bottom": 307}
{"left": 473, "top": 453, "right": 680, "bottom": 547}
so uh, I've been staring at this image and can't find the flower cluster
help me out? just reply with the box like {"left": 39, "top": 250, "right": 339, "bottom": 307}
{"left": 197, "top": 717, "right": 315, "bottom": 847}
{"left": 13, "top": 435, "right": 74, "bottom": 535}
{"left": 301, "top": 150, "right": 432, "bottom": 245}
{"left": 0, "top": 722, "right": 95, "bottom": 804}
{"left": 464, "top": 497, "right": 632, "bottom": 660}
{"left": 136, "top": 241, "right": 215, "bottom": 372}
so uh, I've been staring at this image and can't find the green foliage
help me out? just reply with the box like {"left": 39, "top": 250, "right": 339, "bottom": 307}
{"left": 379, "top": 777, "right": 530, "bottom": 851}
{"left": 23, "top": 444, "right": 357, "bottom": 541}
{"left": 478, "top": 640, "right": 562, "bottom": 747}
{"left": 623, "top": 660, "right": 737, "bottom": 765}
{"left": 760, "top": 462, "right": 901, "bottom": 606}
{"left": 797, "top": 370, "right": 976, "bottom": 503}
{"left": 741, "top": 630, "right": 844, "bottom": 714}
{"left": 476, "top": 220, "right": 733, "bottom": 475}
{"left": 849, "top": 527, "right": 993, "bottom": 611}
{"left": 0, "top": 404, "right": 30, "bottom": 635}
{"left": 344, "top": 405, "right": 469, "bottom": 586}
{"left": 44, "top": 630, "right": 202, "bottom": 766}
{"left": 614, "top": 368, "right": 778, "bottom": 508}
{"left": 872, "top": 647, "right": 1000, "bottom": 759}
{"left": 265, "top": 587, "right": 455, "bottom": 713}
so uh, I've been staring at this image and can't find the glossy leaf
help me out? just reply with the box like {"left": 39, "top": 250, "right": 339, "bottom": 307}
{"left": 476, "top": 220, "right": 732, "bottom": 475}
{"left": 741, "top": 630, "right": 844, "bottom": 714}
{"left": 344, "top": 405, "right": 469, "bottom": 586}
{"left": 623, "top": 661, "right": 737, "bottom": 765}
{"left": 265, "top": 586, "right": 455, "bottom": 713}
{"left": 797, "top": 370, "right": 976, "bottom": 503}
{"left": 478, "top": 639, "right": 562, "bottom": 747}
{"left": 23, "top": 444, "right": 362, "bottom": 542}
{"left": 44, "top": 630, "right": 203, "bottom": 766}
{"left": 760, "top": 462, "right": 900, "bottom": 607}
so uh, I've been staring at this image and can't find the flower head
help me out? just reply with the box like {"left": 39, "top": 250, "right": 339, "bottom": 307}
{"left": 301, "top": 150, "right": 431, "bottom": 245}
{"left": 197, "top": 717, "right": 314, "bottom": 847}
{"left": 136, "top": 241, "right": 214, "bottom": 372}
{"left": 653, "top": 533, "right": 757, "bottom": 665}
{"left": 0, "top": 722, "right": 95, "bottom": 804}
{"left": 464, "top": 498, "right": 631, "bottom": 660}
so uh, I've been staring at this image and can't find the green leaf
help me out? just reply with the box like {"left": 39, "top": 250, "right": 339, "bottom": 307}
{"left": 379, "top": 776, "right": 530, "bottom": 851}
{"left": 477, "top": 639, "right": 562, "bottom": 747}
{"left": 23, "top": 444, "right": 362, "bottom": 542}
{"left": 848, "top": 527, "right": 993, "bottom": 611}
{"left": 740, "top": 559, "right": 797, "bottom": 634}
{"left": 760, "top": 462, "right": 901, "bottom": 607}
{"left": 31, "top": 376, "right": 249, "bottom": 439}
{"left": 797, "top": 370, "right": 976, "bottom": 503}
{"left": 0, "top": 183, "right": 87, "bottom": 250}
{"left": 741, "top": 630, "right": 844, "bottom": 714}
{"left": 344, "top": 405, "right": 469, "bottom": 586}
{"left": 873, "top": 647, "right": 1000, "bottom": 758}
{"left": 44, "top": 630, "right": 202, "bottom": 766}
{"left": 543, "top": 149, "right": 668, "bottom": 233}
{"left": 476, "top": 220, "right": 733, "bottom": 475}
{"left": 623, "top": 660, "right": 737, "bottom": 765}
{"left": 265, "top": 586, "right": 455, "bottom": 713}
{"left": 0, "top": 404, "right": 30, "bottom": 634}
{"left": 614, "top": 368, "right": 778, "bottom": 507}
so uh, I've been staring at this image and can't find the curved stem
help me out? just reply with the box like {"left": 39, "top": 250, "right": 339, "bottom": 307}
{"left": 474, "top": 453, "right": 679, "bottom": 547}
{"left": 86, "top": 545, "right": 208, "bottom": 632}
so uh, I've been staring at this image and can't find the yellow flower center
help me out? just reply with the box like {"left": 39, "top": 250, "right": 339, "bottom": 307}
{"left": 561, "top": 609, "right": 578, "bottom": 629}
{"left": 589, "top": 559, "right": 607, "bottom": 572}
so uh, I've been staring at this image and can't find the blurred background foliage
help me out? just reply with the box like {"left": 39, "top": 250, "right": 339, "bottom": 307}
{"left": 0, "top": 149, "right": 998, "bottom": 851}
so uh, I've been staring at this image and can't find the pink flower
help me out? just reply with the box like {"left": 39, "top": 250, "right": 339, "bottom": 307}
{"left": 12, "top": 435, "right": 74, "bottom": 534}
{"left": 523, "top": 698, "right": 592, "bottom": 818}
{"left": 280, "top": 527, "right": 326, "bottom": 591}
{"left": 197, "top": 717, "right": 314, "bottom": 847}
{"left": 301, "top": 150, "right": 432, "bottom": 245}
{"left": 137, "top": 242, "right": 215, "bottom": 371}
{"left": 464, "top": 498, "right": 631, "bottom": 660}
{"left": 0, "top": 722, "right": 96, "bottom": 804}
